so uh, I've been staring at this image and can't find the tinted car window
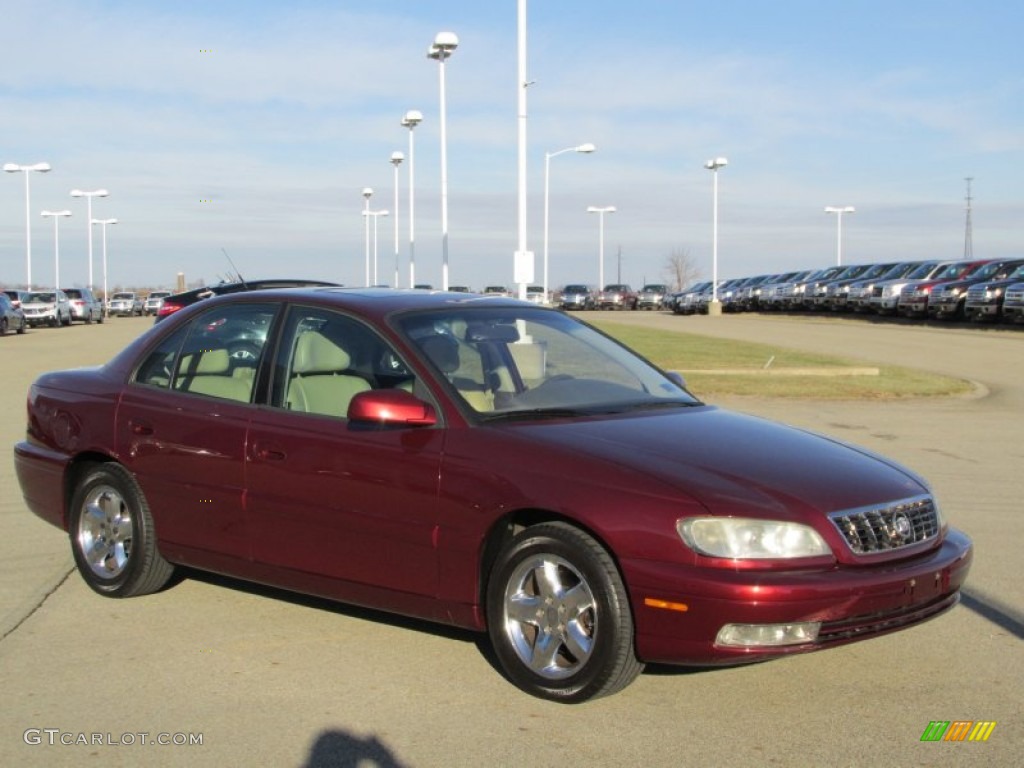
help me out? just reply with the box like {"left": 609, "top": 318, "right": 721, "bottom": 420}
{"left": 134, "top": 303, "right": 277, "bottom": 402}
{"left": 271, "top": 306, "right": 414, "bottom": 419}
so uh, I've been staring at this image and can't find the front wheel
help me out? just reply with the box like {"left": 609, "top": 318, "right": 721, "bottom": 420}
{"left": 69, "top": 463, "right": 175, "bottom": 597}
{"left": 486, "top": 522, "right": 643, "bottom": 702}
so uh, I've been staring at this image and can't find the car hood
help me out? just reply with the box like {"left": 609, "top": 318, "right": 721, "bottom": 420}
{"left": 512, "top": 406, "right": 926, "bottom": 519}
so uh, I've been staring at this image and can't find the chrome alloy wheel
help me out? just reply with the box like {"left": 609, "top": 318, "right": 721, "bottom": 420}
{"left": 76, "top": 484, "right": 134, "bottom": 579}
{"left": 501, "top": 554, "right": 597, "bottom": 680}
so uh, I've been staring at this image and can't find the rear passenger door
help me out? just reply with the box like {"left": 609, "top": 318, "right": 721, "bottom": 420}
{"left": 116, "top": 302, "right": 277, "bottom": 562}
{"left": 244, "top": 306, "right": 445, "bottom": 597}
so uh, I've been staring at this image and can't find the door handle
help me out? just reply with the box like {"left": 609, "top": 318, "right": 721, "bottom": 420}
{"left": 254, "top": 446, "right": 286, "bottom": 462}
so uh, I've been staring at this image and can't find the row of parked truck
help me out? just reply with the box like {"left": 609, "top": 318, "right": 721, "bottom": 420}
{"left": 669, "top": 257, "right": 1024, "bottom": 324}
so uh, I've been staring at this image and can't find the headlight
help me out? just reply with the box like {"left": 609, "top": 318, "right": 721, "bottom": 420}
{"left": 678, "top": 518, "right": 831, "bottom": 559}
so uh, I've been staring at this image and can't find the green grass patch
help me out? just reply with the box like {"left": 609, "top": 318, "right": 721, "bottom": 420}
{"left": 587, "top": 318, "right": 973, "bottom": 400}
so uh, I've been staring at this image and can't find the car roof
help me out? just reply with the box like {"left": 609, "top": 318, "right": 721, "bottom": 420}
{"left": 164, "top": 286, "right": 532, "bottom": 323}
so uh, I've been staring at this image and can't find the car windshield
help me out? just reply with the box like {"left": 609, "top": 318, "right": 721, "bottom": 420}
{"left": 906, "top": 262, "right": 939, "bottom": 279}
{"left": 564, "top": 285, "right": 589, "bottom": 293}
{"left": 26, "top": 292, "right": 56, "bottom": 302}
{"left": 112, "top": 293, "right": 133, "bottom": 300}
{"left": 398, "top": 307, "right": 699, "bottom": 418}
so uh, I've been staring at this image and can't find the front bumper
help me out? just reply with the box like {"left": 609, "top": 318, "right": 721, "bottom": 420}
{"left": 625, "top": 528, "right": 972, "bottom": 665}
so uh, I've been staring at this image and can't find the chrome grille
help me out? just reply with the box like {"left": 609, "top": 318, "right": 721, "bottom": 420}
{"left": 1005, "top": 289, "right": 1024, "bottom": 303}
{"left": 966, "top": 285, "right": 987, "bottom": 302}
{"left": 829, "top": 495, "right": 939, "bottom": 555}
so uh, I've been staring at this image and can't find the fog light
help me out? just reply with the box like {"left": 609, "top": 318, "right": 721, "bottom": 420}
{"left": 715, "top": 622, "right": 821, "bottom": 648}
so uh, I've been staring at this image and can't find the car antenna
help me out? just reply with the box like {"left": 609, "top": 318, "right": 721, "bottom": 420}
{"left": 221, "top": 248, "right": 247, "bottom": 287}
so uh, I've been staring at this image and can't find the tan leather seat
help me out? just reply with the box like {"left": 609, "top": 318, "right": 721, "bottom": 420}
{"left": 176, "top": 348, "right": 253, "bottom": 402}
{"left": 419, "top": 334, "right": 494, "bottom": 412}
{"left": 286, "top": 331, "right": 370, "bottom": 417}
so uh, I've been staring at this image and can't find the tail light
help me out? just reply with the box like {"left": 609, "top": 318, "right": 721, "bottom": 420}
{"left": 157, "top": 301, "right": 185, "bottom": 318}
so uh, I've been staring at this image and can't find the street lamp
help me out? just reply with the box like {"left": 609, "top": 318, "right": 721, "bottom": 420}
{"left": 704, "top": 157, "right": 728, "bottom": 314}
{"left": 401, "top": 110, "right": 423, "bottom": 288}
{"left": 362, "top": 210, "right": 389, "bottom": 286}
{"left": 586, "top": 205, "right": 616, "bottom": 289}
{"left": 362, "top": 187, "right": 373, "bottom": 286}
{"left": 390, "top": 151, "right": 404, "bottom": 288}
{"left": 428, "top": 31, "right": 458, "bottom": 291}
{"left": 4, "top": 161, "right": 52, "bottom": 288}
{"left": 824, "top": 206, "right": 855, "bottom": 266}
{"left": 41, "top": 210, "right": 72, "bottom": 298}
{"left": 544, "top": 143, "right": 595, "bottom": 300}
{"left": 92, "top": 218, "right": 117, "bottom": 318}
{"left": 70, "top": 188, "right": 109, "bottom": 290}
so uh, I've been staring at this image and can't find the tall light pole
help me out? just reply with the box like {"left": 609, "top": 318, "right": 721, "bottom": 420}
{"left": 362, "top": 187, "right": 373, "bottom": 286}
{"left": 92, "top": 218, "right": 118, "bottom": 318}
{"left": 363, "top": 210, "right": 389, "bottom": 285}
{"left": 515, "top": 0, "right": 530, "bottom": 301}
{"left": 390, "top": 152, "right": 404, "bottom": 288}
{"left": 704, "top": 157, "right": 728, "bottom": 314}
{"left": 4, "top": 162, "right": 52, "bottom": 288}
{"left": 544, "top": 143, "right": 595, "bottom": 300}
{"left": 428, "top": 31, "right": 458, "bottom": 291}
{"left": 824, "top": 206, "right": 855, "bottom": 266}
{"left": 586, "top": 206, "right": 616, "bottom": 289}
{"left": 70, "top": 188, "right": 109, "bottom": 291}
{"left": 41, "top": 210, "right": 72, "bottom": 297}
{"left": 401, "top": 110, "right": 423, "bottom": 288}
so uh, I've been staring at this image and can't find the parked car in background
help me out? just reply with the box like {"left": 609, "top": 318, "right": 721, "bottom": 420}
{"left": 63, "top": 288, "right": 103, "bottom": 324}
{"left": 963, "top": 263, "right": 1024, "bottom": 322}
{"left": 108, "top": 292, "right": 144, "bottom": 317}
{"left": 670, "top": 281, "right": 711, "bottom": 314}
{"left": 897, "top": 260, "right": 992, "bottom": 318}
{"left": 867, "top": 260, "right": 946, "bottom": 315}
{"left": 559, "top": 284, "right": 596, "bottom": 310}
{"left": 847, "top": 262, "right": 921, "bottom": 313}
{"left": 155, "top": 279, "right": 340, "bottom": 323}
{"left": 928, "top": 259, "right": 1024, "bottom": 320}
{"left": 636, "top": 284, "right": 670, "bottom": 310}
{"left": 759, "top": 271, "right": 814, "bottom": 311}
{"left": 483, "top": 286, "right": 509, "bottom": 297}
{"left": 0, "top": 292, "right": 27, "bottom": 335}
{"left": 827, "top": 263, "right": 898, "bottom": 312}
{"left": 448, "top": 286, "right": 471, "bottom": 293}
{"left": 525, "top": 286, "right": 548, "bottom": 305}
{"left": 21, "top": 290, "right": 72, "bottom": 327}
{"left": 786, "top": 266, "right": 846, "bottom": 310}
{"left": 1001, "top": 281, "right": 1024, "bottom": 324}
{"left": 597, "top": 284, "right": 638, "bottom": 310}
{"left": 3, "top": 289, "right": 30, "bottom": 310}
{"left": 144, "top": 291, "right": 172, "bottom": 316}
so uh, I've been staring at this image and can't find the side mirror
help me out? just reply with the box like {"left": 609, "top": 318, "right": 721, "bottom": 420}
{"left": 348, "top": 389, "right": 438, "bottom": 427}
{"left": 666, "top": 371, "right": 687, "bottom": 390}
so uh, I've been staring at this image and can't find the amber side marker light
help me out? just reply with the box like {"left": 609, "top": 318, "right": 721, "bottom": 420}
{"left": 644, "top": 598, "right": 689, "bottom": 612}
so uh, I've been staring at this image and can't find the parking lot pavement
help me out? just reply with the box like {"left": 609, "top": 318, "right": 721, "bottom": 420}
{"left": 2, "top": 313, "right": 1021, "bottom": 767}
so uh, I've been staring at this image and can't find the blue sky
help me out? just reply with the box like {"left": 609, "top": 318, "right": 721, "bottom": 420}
{"left": 2, "top": 0, "right": 1021, "bottom": 292}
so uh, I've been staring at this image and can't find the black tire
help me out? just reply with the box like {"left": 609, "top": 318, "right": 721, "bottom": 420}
{"left": 486, "top": 522, "right": 643, "bottom": 702}
{"left": 69, "top": 463, "right": 175, "bottom": 598}
{"left": 0, "top": 318, "right": 7, "bottom": 336}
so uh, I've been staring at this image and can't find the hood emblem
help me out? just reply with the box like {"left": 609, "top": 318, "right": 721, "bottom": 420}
{"left": 890, "top": 511, "right": 913, "bottom": 544}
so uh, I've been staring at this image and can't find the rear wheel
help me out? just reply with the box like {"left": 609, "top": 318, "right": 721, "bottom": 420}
{"left": 486, "top": 522, "right": 643, "bottom": 702}
{"left": 69, "top": 463, "right": 175, "bottom": 597}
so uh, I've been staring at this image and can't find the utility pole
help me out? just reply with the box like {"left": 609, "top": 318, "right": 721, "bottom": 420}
{"left": 963, "top": 177, "right": 974, "bottom": 259}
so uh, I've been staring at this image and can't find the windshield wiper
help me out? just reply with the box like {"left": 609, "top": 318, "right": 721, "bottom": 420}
{"left": 479, "top": 407, "right": 597, "bottom": 423}
{"left": 619, "top": 399, "right": 702, "bottom": 411}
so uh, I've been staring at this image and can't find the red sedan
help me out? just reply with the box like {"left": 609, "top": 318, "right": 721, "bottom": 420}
{"left": 14, "top": 288, "right": 972, "bottom": 702}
